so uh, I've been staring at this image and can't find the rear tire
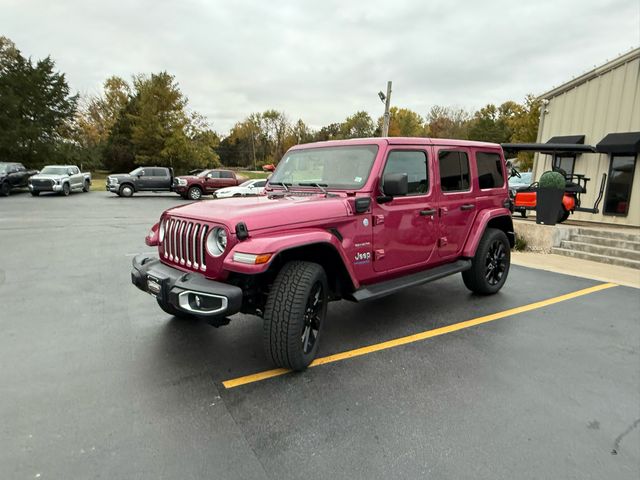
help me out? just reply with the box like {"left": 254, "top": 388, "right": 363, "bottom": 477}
{"left": 462, "top": 228, "right": 510, "bottom": 295}
{"left": 0, "top": 182, "right": 10, "bottom": 196}
{"left": 557, "top": 209, "right": 570, "bottom": 223}
{"left": 187, "top": 186, "right": 202, "bottom": 200}
{"left": 263, "top": 261, "right": 328, "bottom": 371}
{"left": 119, "top": 184, "right": 134, "bottom": 197}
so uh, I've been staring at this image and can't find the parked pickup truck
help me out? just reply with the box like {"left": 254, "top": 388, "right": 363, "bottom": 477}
{"left": 106, "top": 167, "right": 174, "bottom": 197}
{"left": 28, "top": 165, "right": 91, "bottom": 196}
{"left": 132, "top": 138, "right": 515, "bottom": 371}
{"left": 173, "top": 169, "right": 245, "bottom": 200}
{"left": 0, "top": 162, "right": 39, "bottom": 196}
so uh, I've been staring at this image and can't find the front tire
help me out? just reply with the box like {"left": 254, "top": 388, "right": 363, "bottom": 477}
{"left": 83, "top": 180, "right": 90, "bottom": 192}
{"left": 263, "top": 261, "right": 328, "bottom": 371}
{"left": 462, "top": 228, "right": 510, "bottom": 295}
{"left": 187, "top": 186, "right": 202, "bottom": 200}
{"left": 0, "top": 182, "right": 10, "bottom": 196}
{"left": 30, "top": 191, "right": 40, "bottom": 196}
{"left": 61, "top": 183, "right": 71, "bottom": 196}
{"left": 119, "top": 184, "right": 134, "bottom": 197}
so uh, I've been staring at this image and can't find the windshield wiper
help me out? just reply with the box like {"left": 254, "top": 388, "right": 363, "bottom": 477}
{"left": 298, "top": 182, "right": 328, "bottom": 194}
{"left": 269, "top": 181, "right": 291, "bottom": 191}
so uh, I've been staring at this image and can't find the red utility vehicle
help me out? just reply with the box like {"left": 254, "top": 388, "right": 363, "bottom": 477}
{"left": 132, "top": 138, "right": 515, "bottom": 370}
{"left": 173, "top": 169, "right": 246, "bottom": 200}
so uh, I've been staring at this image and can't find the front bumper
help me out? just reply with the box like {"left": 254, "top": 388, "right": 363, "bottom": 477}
{"left": 29, "top": 183, "right": 63, "bottom": 192}
{"left": 131, "top": 255, "right": 243, "bottom": 319}
{"left": 106, "top": 183, "right": 119, "bottom": 192}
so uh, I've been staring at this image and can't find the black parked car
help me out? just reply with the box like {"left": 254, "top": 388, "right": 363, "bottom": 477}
{"left": 0, "top": 162, "right": 39, "bottom": 197}
{"left": 106, "top": 167, "right": 175, "bottom": 197}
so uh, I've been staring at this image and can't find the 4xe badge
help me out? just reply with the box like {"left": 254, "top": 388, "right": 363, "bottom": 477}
{"left": 354, "top": 251, "right": 371, "bottom": 265}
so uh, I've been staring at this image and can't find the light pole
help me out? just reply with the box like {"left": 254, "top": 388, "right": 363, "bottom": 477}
{"left": 379, "top": 81, "right": 392, "bottom": 137}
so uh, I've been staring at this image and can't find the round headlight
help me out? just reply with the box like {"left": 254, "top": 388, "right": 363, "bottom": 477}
{"left": 159, "top": 219, "right": 166, "bottom": 242}
{"left": 206, "top": 227, "right": 228, "bottom": 257}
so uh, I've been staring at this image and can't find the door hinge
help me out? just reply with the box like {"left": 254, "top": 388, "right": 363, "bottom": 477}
{"left": 374, "top": 249, "right": 385, "bottom": 260}
{"left": 438, "top": 237, "right": 448, "bottom": 247}
{"left": 373, "top": 214, "right": 385, "bottom": 225}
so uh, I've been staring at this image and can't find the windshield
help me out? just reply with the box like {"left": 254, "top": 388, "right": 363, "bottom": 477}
{"left": 41, "top": 166, "right": 69, "bottom": 175}
{"left": 509, "top": 172, "right": 533, "bottom": 186}
{"left": 269, "top": 145, "right": 378, "bottom": 189}
{"left": 239, "top": 180, "right": 254, "bottom": 187}
{"left": 129, "top": 167, "right": 143, "bottom": 176}
{"left": 197, "top": 170, "right": 211, "bottom": 178}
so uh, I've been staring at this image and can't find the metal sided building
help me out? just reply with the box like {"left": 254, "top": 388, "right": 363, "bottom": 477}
{"left": 532, "top": 47, "right": 640, "bottom": 227}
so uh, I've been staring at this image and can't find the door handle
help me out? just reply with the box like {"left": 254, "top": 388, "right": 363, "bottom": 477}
{"left": 460, "top": 204, "right": 476, "bottom": 211}
{"left": 419, "top": 209, "right": 436, "bottom": 216}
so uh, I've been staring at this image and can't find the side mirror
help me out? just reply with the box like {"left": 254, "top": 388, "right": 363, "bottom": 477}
{"left": 248, "top": 185, "right": 254, "bottom": 189}
{"left": 67, "top": 169, "right": 74, "bottom": 176}
{"left": 382, "top": 173, "right": 408, "bottom": 197}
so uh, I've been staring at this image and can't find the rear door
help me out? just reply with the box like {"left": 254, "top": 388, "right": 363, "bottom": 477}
{"left": 435, "top": 147, "right": 477, "bottom": 259}
{"left": 372, "top": 147, "right": 438, "bottom": 272}
{"left": 219, "top": 171, "right": 237, "bottom": 188}
{"left": 150, "top": 168, "right": 170, "bottom": 189}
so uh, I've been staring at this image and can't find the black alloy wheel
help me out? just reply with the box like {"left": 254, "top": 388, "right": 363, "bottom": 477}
{"left": 302, "top": 282, "right": 324, "bottom": 354}
{"left": 485, "top": 239, "right": 507, "bottom": 286}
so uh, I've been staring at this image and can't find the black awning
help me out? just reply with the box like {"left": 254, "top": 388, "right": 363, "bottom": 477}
{"left": 596, "top": 132, "right": 640, "bottom": 154}
{"left": 501, "top": 143, "right": 596, "bottom": 155}
{"left": 546, "top": 135, "right": 585, "bottom": 144}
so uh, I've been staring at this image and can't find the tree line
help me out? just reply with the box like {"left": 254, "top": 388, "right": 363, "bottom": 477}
{"left": 0, "top": 36, "right": 540, "bottom": 173}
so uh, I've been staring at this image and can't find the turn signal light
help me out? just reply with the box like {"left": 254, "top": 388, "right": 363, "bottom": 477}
{"left": 233, "top": 252, "right": 272, "bottom": 265}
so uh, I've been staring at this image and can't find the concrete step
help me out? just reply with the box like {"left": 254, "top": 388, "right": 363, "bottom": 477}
{"left": 559, "top": 240, "right": 640, "bottom": 262}
{"left": 551, "top": 247, "right": 640, "bottom": 269}
{"left": 571, "top": 234, "right": 640, "bottom": 252}
{"left": 576, "top": 228, "right": 640, "bottom": 243}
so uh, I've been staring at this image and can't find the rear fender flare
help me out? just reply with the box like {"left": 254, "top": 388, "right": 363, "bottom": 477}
{"left": 462, "top": 208, "right": 514, "bottom": 257}
{"left": 223, "top": 228, "right": 359, "bottom": 288}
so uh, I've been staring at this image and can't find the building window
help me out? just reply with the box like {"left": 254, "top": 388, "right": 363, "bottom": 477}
{"left": 439, "top": 150, "right": 470, "bottom": 192}
{"left": 383, "top": 150, "right": 428, "bottom": 195}
{"left": 553, "top": 155, "right": 576, "bottom": 176}
{"left": 604, "top": 155, "right": 636, "bottom": 216}
{"left": 475, "top": 152, "right": 504, "bottom": 189}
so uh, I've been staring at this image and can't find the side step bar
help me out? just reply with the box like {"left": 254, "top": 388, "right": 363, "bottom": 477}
{"left": 349, "top": 259, "right": 472, "bottom": 302}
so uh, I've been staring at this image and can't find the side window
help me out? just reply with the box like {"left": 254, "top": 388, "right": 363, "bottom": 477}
{"left": 208, "top": 171, "right": 221, "bottom": 179}
{"left": 475, "top": 152, "right": 504, "bottom": 189}
{"left": 254, "top": 180, "right": 266, "bottom": 188}
{"left": 73, "top": 167, "right": 80, "bottom": 174}
{"left": 220, "top": 171, "right": 234, "bottom": 179}
{"left": 439, "top": 150, "right": 470, "bottom": 192}
{"left": 382, "top": 150, "right": 428, "bottom": 195}
{"left": 153, "top": 168, "right": 166, "bottom": 176}
{"left": 17, "top": 164, "right": 26, "bottom": 172}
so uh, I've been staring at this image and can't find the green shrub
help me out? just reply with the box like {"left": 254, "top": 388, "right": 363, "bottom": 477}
{"left": 514, "top": 235, "right": 528, "bottom": 251}
{"left": 539, "top": 171, "right": 565, "bottom": 190}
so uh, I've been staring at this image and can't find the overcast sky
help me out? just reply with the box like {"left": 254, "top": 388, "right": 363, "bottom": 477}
{"left": 2, "top": 0, "right": 639, "bottom": 133}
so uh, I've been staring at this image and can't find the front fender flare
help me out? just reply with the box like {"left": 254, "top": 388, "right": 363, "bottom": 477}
{"left": 223, "top": 228, "right": 359, "bottom": 287}
{"left": 461, "top": 208, "right": 514, "bottom": 258}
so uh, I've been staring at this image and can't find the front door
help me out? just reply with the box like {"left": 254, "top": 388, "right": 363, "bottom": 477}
{"left": 373, "top": 148, "right": 438, "bottom": 272}
{"left": 435, "top": 147, "right": 477, "bottom": 259}
{"left": 203, "top": 171, "right": 221, "bottom": 193}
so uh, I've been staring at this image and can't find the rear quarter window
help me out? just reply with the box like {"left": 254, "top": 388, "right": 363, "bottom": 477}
{"left": 475, "top": 152, "right": 504, "bottom": 189}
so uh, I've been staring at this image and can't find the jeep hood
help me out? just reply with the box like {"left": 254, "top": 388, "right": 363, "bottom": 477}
{"left": 166, "top": 194, "right": 350, "bottom": 232}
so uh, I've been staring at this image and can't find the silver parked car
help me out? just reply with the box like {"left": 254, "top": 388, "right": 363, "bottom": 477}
{"left": 28, "top": 165, "right": 92, "bottom": 196}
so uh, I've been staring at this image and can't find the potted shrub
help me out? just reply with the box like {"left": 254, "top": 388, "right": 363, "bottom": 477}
{"left": 536, "top": 171, "right": 566, "bottom": 225}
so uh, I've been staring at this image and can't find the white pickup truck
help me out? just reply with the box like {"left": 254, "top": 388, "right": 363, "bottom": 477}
{"left": 28, "top": 165, "right": 92, "bottom": 196}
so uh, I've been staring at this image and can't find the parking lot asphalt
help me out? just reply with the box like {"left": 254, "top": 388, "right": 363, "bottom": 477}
{"left": 1, "top": 189, "right": 639, "bottom": 480}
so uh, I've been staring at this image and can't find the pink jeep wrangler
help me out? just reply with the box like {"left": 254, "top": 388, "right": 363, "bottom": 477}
{"left": 132, "top": 138, "right": 514, "bottom": 370}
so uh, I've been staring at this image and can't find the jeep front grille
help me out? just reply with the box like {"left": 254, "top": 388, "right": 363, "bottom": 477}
{"left": 162, "top": 218, "right": 209, "bottom": 271}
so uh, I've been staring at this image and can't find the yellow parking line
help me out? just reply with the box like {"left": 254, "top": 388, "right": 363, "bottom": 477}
{"left": 222, "top": 282, "right": 618, "bottom": 389}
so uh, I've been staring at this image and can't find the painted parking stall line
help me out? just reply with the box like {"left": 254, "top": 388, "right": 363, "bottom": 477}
{"left": 222, "top": 282, "right": 618, "bottom": 389}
